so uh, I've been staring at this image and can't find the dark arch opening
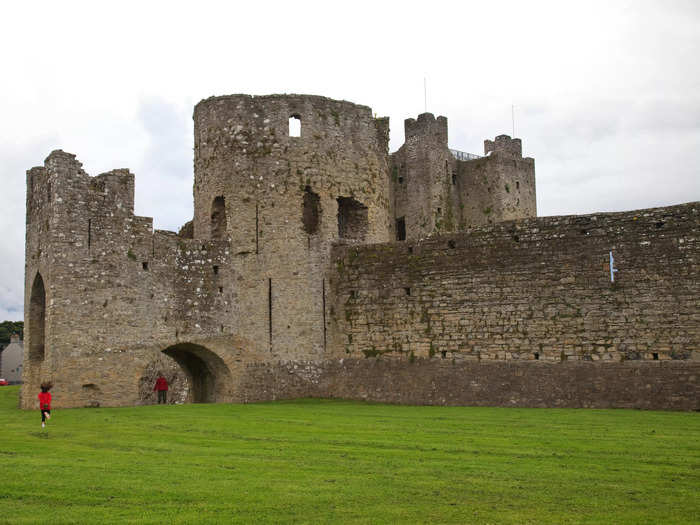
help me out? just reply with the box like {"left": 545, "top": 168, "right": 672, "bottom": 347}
{"left": 211, "top": 196, "right": 227, "bottom": 240}
{"left": 28, "top": 272, "right": 46, "bottom": 363}
{"left": 161, "top": 343, "right": 231, "bottom": 403}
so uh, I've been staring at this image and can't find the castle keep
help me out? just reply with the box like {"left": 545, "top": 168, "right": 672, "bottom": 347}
{"left": 21, "top": 94, "right": 699, "bottom": 410}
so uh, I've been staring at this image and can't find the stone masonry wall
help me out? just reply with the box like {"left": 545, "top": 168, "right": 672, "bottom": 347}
{"left": 21, "top": 151, "right": 243, "bottom": 408}
{"left": 191, "top": 95, "right": 392, "bottom": 362}
{"left": 21, "top": 95, "right": 395, "bottom": 409}
{"left": 330, "top": 203, "right": 700, "bottom": 363}
{"left": 238, "top": 359, "right": 699, "bottom": 411}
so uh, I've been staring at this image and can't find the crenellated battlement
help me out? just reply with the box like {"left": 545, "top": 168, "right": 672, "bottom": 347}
{"left": 484, "top": 134, "right": 523, "bottom": 158}
{"left": 404, "top": 113, "right": 448, "bottom": 145}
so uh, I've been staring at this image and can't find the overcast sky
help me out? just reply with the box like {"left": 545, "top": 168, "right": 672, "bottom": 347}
{"left": 1, "top": 0, "right": 698, "bottom": 321}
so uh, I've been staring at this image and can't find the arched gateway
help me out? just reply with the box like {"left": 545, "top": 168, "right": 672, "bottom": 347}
{"left": 161, "top": 343, "right": 232, "bottom": 403}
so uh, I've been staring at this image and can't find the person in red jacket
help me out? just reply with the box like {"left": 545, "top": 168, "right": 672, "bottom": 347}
{"left": 153, "top": 374, "right": 168, "bottom": 404}
{"left": 38, "top": 381, "right": 52, "bottom": 428}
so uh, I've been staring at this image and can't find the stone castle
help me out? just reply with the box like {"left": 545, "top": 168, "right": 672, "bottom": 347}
{"left": 21, "top": 94, "right": 699, "bottom": 410}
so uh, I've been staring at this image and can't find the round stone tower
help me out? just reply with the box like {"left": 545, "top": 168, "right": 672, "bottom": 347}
{"left": 192, "top": 94, "right": 392, "bottom": 359}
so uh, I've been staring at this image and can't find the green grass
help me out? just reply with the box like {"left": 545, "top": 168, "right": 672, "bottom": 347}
{"left": 1, "top": 386, "right": 698, "bottom": 524}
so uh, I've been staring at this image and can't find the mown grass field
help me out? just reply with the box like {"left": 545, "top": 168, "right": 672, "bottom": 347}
{"left": 1, "top": 386, "right": 698, "bottom": 524}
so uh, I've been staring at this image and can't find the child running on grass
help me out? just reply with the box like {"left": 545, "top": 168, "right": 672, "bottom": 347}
{"left": 38, "top": 382, "right": 52, "bottom": 428}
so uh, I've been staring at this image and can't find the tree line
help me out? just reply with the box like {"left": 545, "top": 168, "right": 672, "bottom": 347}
{"left": 0, "top": 321, "right": 24, "bottom": 350}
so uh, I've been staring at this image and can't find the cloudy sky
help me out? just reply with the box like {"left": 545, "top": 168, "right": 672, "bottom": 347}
{"left": 1, "top": 0, "right": 698, "bottom": 321}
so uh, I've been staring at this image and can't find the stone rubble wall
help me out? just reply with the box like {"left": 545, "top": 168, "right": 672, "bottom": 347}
{"left": 330, "top": 203, "right": 700, "bottom": 364}
{"left": 238, "top": 359, "right": 699, "bottom": 411}
{"left": 191, "top": 95, "right": 393, "bottom": 361}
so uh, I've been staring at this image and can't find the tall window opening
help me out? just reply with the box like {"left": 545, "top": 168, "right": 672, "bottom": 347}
{"left": 211, "top": 196, "right": 227, "bottom": 240}
{"left": 396, "top": 217, "right": 406, "bottom": 241}
{"left": 29, "top": 272, "right": 46, "bottom": 363}
{"left": 302, "top": 186, "right": 321, "bottom": 234}
{"left": 289, "top": 115, "right": 301, "bottom": 137}
{"left": 337, "top": 197, "right": 368, "bottom": 241}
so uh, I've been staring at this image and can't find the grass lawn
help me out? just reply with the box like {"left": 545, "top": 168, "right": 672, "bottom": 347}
{"left": 0, "top": 386, "right": 698, "bottom": 524}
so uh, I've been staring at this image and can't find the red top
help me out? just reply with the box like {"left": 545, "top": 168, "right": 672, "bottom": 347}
{"left": 38, "top": 392, "right": 51, "bottom": 410}
{"left": 154, "top": 377, "right": 168, "bottom": 391}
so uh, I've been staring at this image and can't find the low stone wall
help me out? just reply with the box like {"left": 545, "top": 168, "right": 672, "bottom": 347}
{"left": 240, "top": 359, "right": 700, "bottom": 411}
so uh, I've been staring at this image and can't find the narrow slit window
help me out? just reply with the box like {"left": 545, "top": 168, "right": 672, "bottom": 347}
{"left": 396, "top": 217, "right": 406, "bottom": 241}
{"left": 289, "top": 115, "right": 301, "bottom": 137}
{"left": 211, "top": 196, "right": 227, "bottom": 240}
{"left": 213, "top": 265, "right": 219, "bottom": 275}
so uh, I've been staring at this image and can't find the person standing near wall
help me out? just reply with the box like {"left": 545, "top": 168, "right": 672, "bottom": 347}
{"left": 153, "top": 374, "right": 168, "bottom": 404}
{"left": 38, "top": 381, "right": 52, "bottom": 428}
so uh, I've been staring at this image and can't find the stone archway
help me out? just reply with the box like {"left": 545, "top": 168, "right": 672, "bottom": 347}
{"left": 161, "top": 343, "right": 231, "bottom": 403}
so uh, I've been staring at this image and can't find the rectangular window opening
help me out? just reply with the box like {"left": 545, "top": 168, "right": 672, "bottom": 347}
{"left": 534, "top": 352, "right": 540, "bottom": 360}
{"left": 404, "top": 287, "right": 411, "bottom": 296}
{"left": 652, "top": 353, "right": 659, "bottom": 360}
{"left": 337, "top": 197, "right": 368, "bottom": 242}
{"left": 289, "top": 115, "right": 301, "bottom": 137}
{"left": 303, "top": 186, "right": 321, "bottom": 234}
{"left": 142, "top": 261, "right": 149, "bottom": 271}
{"left": 213, "top": 265, "right": 219, "bottom": 275}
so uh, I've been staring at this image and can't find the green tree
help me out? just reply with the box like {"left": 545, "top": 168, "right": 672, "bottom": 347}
{"left": 0, "top": 321, "right": 24, "bottom": 350}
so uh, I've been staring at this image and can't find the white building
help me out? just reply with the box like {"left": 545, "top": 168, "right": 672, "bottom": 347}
{"left": 1, "top": 334, "right": 23, "bottom": 383}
